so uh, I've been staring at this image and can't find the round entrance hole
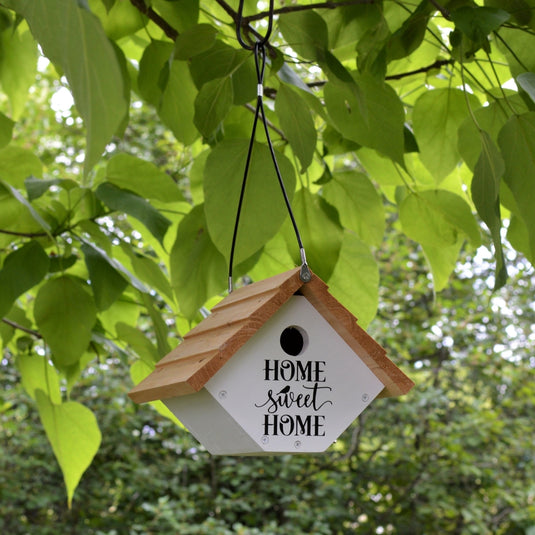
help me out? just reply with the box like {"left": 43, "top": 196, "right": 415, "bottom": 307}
{"left": 280, "top": 326, "right": 307, "bottom": 356}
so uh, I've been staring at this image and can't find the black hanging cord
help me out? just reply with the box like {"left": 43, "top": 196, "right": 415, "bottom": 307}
{"left": 228, "top": 2, "right": 310, "bottom": 292}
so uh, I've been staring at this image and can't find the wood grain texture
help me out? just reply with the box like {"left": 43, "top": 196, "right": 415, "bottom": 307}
{"left": 300, "top": 274, "right": 414, "bottom": 397}
{"left": 128, "top": 268, "right": 414, "bottom": 403}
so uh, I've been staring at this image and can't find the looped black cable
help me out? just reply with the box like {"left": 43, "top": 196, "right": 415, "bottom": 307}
{"left": 236, "top": 0, "right": 274, "bottom": 50}
{"left": 228, "top": 26, "right": 310, "bottom": 292}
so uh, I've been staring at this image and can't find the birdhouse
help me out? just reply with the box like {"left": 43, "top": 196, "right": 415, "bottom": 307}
{"left": 129, "top": 268, "right": 413, "bottom": 455}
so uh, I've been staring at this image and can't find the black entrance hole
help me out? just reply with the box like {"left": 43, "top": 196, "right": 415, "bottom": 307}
{"left": 280, "top": 326, "right": 306, "bottom": 356}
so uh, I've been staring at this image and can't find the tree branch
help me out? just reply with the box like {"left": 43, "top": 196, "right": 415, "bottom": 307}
{"left": 427, "top": 0, "right": 451, "bottom": 19}
{"left": 301, "top": 59, "right": 453, "bottom": 92}
{"left": 2, "top": 318, "right": 42, "bottom": 339}
{"left": 244, "top": 0, "right": 377, "bottom": 22}
{"left": 385, "top": 58, "right": 453, "bottom": 80}
{"left": 244, "top": 103, "right": 287, "bottom": 140}
{"left": 214, "top": 0, "right": 238, "bottom": 23}
{"left": 129, "top": 0, "right": 179, "bottom": 40}
{"left": 0, "top": 228, "right": 49, "bottom": 238}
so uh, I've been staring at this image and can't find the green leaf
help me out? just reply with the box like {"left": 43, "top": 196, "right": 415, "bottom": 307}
{"left": 275, "top": 84, "right": 317, "bottom": 171}
{"left": 277, "top": 63, "right": 313, "bottom": 94}
{"left": 95, "top": 182, "right": 171, "bottom": 245}
{"left": 151, "top": 0, "right": 199, "bottom": 33}
{"left": 17, "top": 354, "right": 61, "bottom": 404}
{"left": 356, "top": 15, "right": 389, "bottom": 76}
{"left": 507, "top": 213, "right": 533, "bottom": 263}
{"left": 98, "top": 298, "right": 139, "bottom": 338}
{"left": 0, "top": 22, "right": 37, "bottom": 119}
{"left": 0, "top": 180, "right": 52, "bottom": 236}
{"left": 327, "top": 232, "right": 379, "bottom": 329}
{"left": 189, "top": 42, "right": 255, "bottom": 106}
{"left": 34, "top": 276, "right": 97, "bottom": 367}
{"left": 49, "top": 254, "right": 78, "bottom": 273}
{"left": 278, "top": 10, "right": 328, "bottom": 61}
{"left": 25, "top": 177, "right": 63, "bottom": 201}
{"left": 138, "top": 40, "right": 173, "bottom": 106}
{"left": 324, "top": 74, "right": 405, "bottom": 165}
{"left": 170, "top": 205, "right": 226, "bottom": 319}
{"left": 189, "top": 149, "right": 209, "bottom": 204}
{"left": 323, "top": 3, "right": 382, "bottom": 50}
{"left": 204, "top": 140, "right": 296, "bottom": 265}
{"left": 81, "top": 243, "right": 128, "bottom": 311}
{"left": 127, "top": 252, "right": 174, "bottom": 302}
{"left": 115, "top": 322, "right": 160, "bottom": 367}
{"left": 8, "top": 0, "right": 128, "bottom": 175}
{"left": 194, "top": 76, "right": 233, "bottom": 138}
{"left": 400, "top": 189, "right": 481, "bottom": 248}
{"left": 0, "top": 146, "right": 43, "bottom": 188}
{"left": 141, "top": 293, "right": 172, "bottom": 357}
{"left": 0, "top": 186, "right": 43, "bottom": 237}
{"left": 517, "top": 72, "right": 535, "bottom": 104}
{"left": 0, "top": 240, "right": 50, "bottom": 317}
{"left": 88, "top": 0, "right": 146, "bottom": 40}
{"left": 248, "top": 233, "right": 296, "bottom": 281}
{"left": 498, "top": 112, "right": 535, "bottom": 259}
{"left": 322, "top": 170, "right": 385, "bottom": 247}
{"left": 159, "top": 60, "right": 199, "bottom": 145}
{"left": 78, "top": 237, "right": 149, "bottom": 294}
{"left": 457, "top": 99, "right": 513, "bottom": 171}
{"left": 357, "top": 148, "right": 405, "bottom": 186}
{"left": 451, "top": 6, "right": 509, "bottom": 46}
{"left": 35, "top": 391, "right": 101, "bottom": 508}
{"left": 137, "top": 41, "right": 199, "bottom": 144}
{"left": 129, "top": 360, "right": 183, "bottom": 426}
{"left": 106, "top": 153, "right": 183, "bottom": 203}
{"left": 0, "top": 306, "right": 31, "bottom": 349}
{"left": 0, "top": 112, "right": 14, "bottom": 148}
{"left": 422, "top": 240, "right": 463, "bottom": 292}
{"left": 284, "top": 188, "right": 343, "bottom": 281}
{"left": 496, "top": 26, "right": 535, "bottom": 78}
{"left": 413, "top": 88, "right": 481, "bottom": 180}
{"left": 189, "top": 42, "right": 249, "bottom": 88}
{"left": 174, "top": 23, "right": 218, "bottom": 60}
{"left": 386, "top": 1, "right": 432, "bottom": 61}
{"left": 471, "top": 131, "right": 507, "bottom": 289}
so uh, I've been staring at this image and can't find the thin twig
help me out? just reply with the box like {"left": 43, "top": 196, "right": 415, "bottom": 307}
{"left": 244, "top": 0, "right": 376, "bottom": 22}
{"left": 0, "top": 229, "right": 49, "bottom": 238}
{"left": 301, "top": 59, "right": 453, "bottom": 91}
{"left": 386, "top": 58, "right": 453, "bottom": 80}
{"left": 129, "top": 0, "right": 179, "bottom": 40}
{"left": 214, "top": 0, "right": 239, "bottom": 23}
{"left": 2, "top": 318, "right": 43, "bottom": 339}
{"left": 244, "top": 103, "right": 286, "bottom": 140}
{"left": 427, "top": 0, "right": 450, "bottom": 19}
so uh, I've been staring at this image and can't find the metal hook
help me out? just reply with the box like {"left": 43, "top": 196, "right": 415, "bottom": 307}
{"left": 236, "top": 0, "right": 274, "bottom": 50}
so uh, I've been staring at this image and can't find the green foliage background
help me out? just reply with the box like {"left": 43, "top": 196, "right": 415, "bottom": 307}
{"left": 0, "top": 0, "right": 534, "bottom": 532}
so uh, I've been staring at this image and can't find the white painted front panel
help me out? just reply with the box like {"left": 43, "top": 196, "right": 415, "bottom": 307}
{"left": 204, "top": 295, "right": 383, "bottom": 453}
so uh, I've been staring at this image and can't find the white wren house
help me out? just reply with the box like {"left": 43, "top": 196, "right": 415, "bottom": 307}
{"left": 129, "top": 268, "right": 414, "bottom": 455}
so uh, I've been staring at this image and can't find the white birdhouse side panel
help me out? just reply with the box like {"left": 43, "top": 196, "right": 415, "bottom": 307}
{"left": 205, "top": 295, "right": 384, "bottom": 453}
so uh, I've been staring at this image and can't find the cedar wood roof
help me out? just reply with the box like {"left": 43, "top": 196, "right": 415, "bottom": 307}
{"left": 128, "top": 268, "right": 414, "bottom": 404}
